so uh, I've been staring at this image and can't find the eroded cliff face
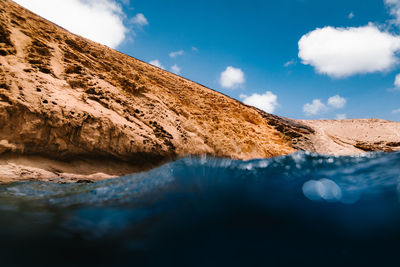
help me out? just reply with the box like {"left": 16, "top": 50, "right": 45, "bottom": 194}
{"left": 0, "top": 0, "right": 299, "bottom": 182}
{"left": 1, "top": 1, "right": 400, "bottom": 183}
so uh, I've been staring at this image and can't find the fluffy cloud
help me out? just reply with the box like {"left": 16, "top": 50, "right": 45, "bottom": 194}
{"left": 394, "top": 73, "right": 400, "bottom": 88}
{"left": 303, "top": 95, "right": 347, "bottom": 116}
{"left": 131, "top": 13, "right": 148, "bottom": 27}
{"left": 303, "top": 99, "right": 327, "bottom": 116}
{"left": 14, "top": 0, "right": 128, "bottom": 48}
{"left": 385, "top": 0, "right": 400, "bottom": 25}
{"left": 328, "top": 95, "right": 347, "bottom": 109}
{"left": 169, "top": 50, "right": 184, "bottom": 58}
{"left": 298, "top": 24, "right": 400, "bottom": 78}
{"left": 149, "top": 60, "right": 164, "bottom": 69}
{"left": 171, "top": 64, "right": 181, "bottom": 74}
{"left": 392, "top": 108, "right": 400, "bottom": 113}
{"left": 219, "top": 66, "right": 245, "bottom": 89}
{"left": 240, "top": 91, "right": 278, "bottom": 113}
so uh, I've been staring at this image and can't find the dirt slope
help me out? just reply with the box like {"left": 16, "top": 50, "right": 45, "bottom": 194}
{"left": 0, "top": 0, "right": 298, "bottom": 182}
{"left": 0, "top": 0, "right": 399, "bottom": 183}
{"left": 301, "top": 119, "right": 400, "bottom": 155}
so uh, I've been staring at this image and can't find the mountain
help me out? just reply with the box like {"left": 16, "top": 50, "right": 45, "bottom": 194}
{"left": 0, "top": 0, "right": 399, "bottom": 183}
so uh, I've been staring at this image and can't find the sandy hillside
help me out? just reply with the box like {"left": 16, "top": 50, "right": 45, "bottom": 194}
{"left": 301, "top": 119, "right": 400, "bottom": 155}
{"left": 0, "top": 0, "right": 399, "bottom": 183}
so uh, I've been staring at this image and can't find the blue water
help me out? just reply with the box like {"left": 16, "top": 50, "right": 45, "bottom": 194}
{"left": 1, "top": 152, "right": 400, "bottom": 266}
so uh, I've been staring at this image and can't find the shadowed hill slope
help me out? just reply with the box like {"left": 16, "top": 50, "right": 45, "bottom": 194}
{"left": 1, "top": 0, "right": 400, "bottom": 183}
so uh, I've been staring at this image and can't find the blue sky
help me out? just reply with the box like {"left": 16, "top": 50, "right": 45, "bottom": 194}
{"left": 14, "top": 0, "right": 400, "bottom": 121}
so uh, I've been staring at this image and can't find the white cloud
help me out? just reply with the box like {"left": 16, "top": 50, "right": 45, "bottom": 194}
{"left": 335, "top": 114, "right": 347, "bottom": 120}
{"left": 219, "top": 66, "right": 245, "bottom": 89}
{"left": 348, "top": 12, "right": 355, "bottom": 19}
{"left": 298, "top": 24, "right": 400, "bottom": 78}
{"left": 240, "top": 91, "right": 279, "bottom": 113}
{"left": 284, "top": 59, "right": 296, "bottom": 67}
{"left": 328, "top": 95, "right": 346, "bottom": 109}
{"left": 303, "top": 95, "right": 347, "bottom": 116}
{"left": 169, "top": 50, "right": 184, "bottom": 58}
{"left": 303, "top": 99, "right": 327, "bottom": 116}
{"left": 14, "top": 0, "right": 128, "bottom": 48}
{"left": 171, "top": 64, "right": 181, "bottom": 74}
{"left": 394, "top": 73, "right": 400, "bottom": 88}
{"left": 131, "top": 13, "right": 148, "bottom": 27}
{"left": 385, "top": 0, "right": 400, "bottom": 25}
{"left": 392, "top": 108, "right": 400, "bottom": 113}
{"left": 192, "top": 47, "right": 199, "bottom": 52}
{"left": 149, "top": 59, "right": 164, "bottom": 69}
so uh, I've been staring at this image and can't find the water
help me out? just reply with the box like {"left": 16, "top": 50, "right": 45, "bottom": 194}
{"left": 1, "top": 151, "right": 400, "bottom": 266}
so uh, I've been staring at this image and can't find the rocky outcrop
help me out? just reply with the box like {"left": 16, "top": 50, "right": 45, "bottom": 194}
{"left": 1, "top": 0, "right": 400, "bottom": 183}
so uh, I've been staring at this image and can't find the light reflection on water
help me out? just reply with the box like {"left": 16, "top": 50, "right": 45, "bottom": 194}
{"left": 303, "top": 178, "right": 343, "bottom": 202}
